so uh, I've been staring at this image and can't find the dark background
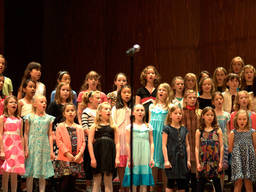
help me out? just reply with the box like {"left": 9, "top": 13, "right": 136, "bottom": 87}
{"left": 1, "top": 0, "right": 256, "bottom": 98}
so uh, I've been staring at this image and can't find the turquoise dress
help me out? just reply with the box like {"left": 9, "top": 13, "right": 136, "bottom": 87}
{"left": 24, "top": 114, "right": 55, "bottom": 178}
{"left": 149, "top": 104, "right": 168, "bottom": 169}
{"left": 123, "top": 123, "right": 154, "bottom": 186}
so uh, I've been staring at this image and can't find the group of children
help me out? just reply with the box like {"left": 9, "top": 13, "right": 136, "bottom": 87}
{"left": 0, "top": 53, "right": 255, "bottom": 192}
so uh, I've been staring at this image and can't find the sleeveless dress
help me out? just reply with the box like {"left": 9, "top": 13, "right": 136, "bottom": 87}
{"left": 24, "top": 114, "right": 55, "bottom": 178}
{"left": 199, "top": 129, "right": 220, "bottom": 178}
{"left": 163, "top": 125, "right": 188, "bottom": 179}
{"left": 231, "top": 129, "right": 256, "bottom": 181}
{"left": 149, "top": 104, "right": 168, "bottom": 168}
{"left": 122, "top": 123, "right": 154, "bottom": 186}
{"left": 1, "top": 117, "right": 25, "bottom": 174}
{"left": 92, "top": 125, "right": 115, "bottom": 175}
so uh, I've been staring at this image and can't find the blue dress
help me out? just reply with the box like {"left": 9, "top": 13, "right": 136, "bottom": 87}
{"left": 149, "top": 104, "right": 168, "bottom": 169}
{"left": 123, "top": 123, "right": 154, "bottom": 186}
{"left": 24, "top": 114, "right": 55, "bottom": 178}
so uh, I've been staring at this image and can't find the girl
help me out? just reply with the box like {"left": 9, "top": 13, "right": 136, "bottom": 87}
{"left": 55, "top": 104, "right": 85, "bottom": 192}
{"left": 230, "top": 56, "right": 244, "bottom": 75}
{"left": 136, "top": 65, "right": 161, "bottom": 123}
{"left": 18, "top": 79, "right": 36, "bottom": 118}
{"left": 184, "top": 73, "right": 198, "bottom": 93}
{"left": 0, "top": 96, "right": 25, "bottom": 192}
{"left": 0, "top": 54, "right": 13, "bottom": 96}
{"left": 47, "top": 82, "right": 73, "bottom": 130}
{"left": 212, "top": 92, "right": 230, "bottom": 190}
{"left": 198, "top": 70, "right": 211, "bottom": 85}
{"left": 229, "top": 110, "right": 256, "bottom": 192}
{"left": 50, "top": 71, "right": 78, "bottom": 105}
{"left": 149, "top": 82, "right": 172, "bottom": 190}
{"left": 17, "top": 61, "right": 45, "bottom": 100}
{"left": 107, "top": 72, "right": 127, "bottom": 107}
{"left": 88, "top": 102, "right": 120, "bottom": 192}
{"left": 198, "top": 77, "right": 215, "bottom": 110}
{"left": 112, "top": 85, "right": 132, "bottom": 191}
{"left": 229, "top": 90, "right": 256, "bottom": 130}
{"left": 171, "top": 76, "right": 185, "bottom": 108}
{"left": 77, "top": 71, "right": 107, "bottom": 124}
{"left": 162, "top": 105, "right": 191, "bottom": 192}
{"left": 213, "top": 67, "right": 228, "bottom": 92}
{"left": 24, "top": 95, "right": 55, "bottom": 192}
{"left": 195, "top": 107, "right": 223, "bottom": 192}
{"left": 182, "top": 89, "right": 201, "bottom": 191}
{"left": 240, "top": 64, "right": 256, "bottom": 92}
{"left": 81, "top": 91, "right": 101, "bottom": 191}
{"left": 122, "top": 104, "right": 154, "bottom": 191}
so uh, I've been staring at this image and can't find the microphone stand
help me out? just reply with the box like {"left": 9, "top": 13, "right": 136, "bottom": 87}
{"left": 129, "top": 54, "right": 134, "bottom": 192}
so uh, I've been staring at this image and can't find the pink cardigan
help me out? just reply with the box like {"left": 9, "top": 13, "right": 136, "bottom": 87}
{"left": 56, "top": 123, "right": 85, "bottom": 163}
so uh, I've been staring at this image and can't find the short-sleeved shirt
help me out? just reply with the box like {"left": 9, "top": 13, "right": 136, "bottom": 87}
{"left": 3, "top": 76, "right": 13, "bottom": 96}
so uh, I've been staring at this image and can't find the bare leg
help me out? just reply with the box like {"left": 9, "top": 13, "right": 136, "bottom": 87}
{"left": 140, "top": 186, "right": 147, "bottom": 192}
{"left": 39, "top": 178, "right": 46, "bottom": 192}
{"left": 244, "top": 179, "right": 253, "bottom": 192}
{"left": 104, "top": 173, "right": 113, "bottom": 192}
{"left": 2, "top": 172, "right": 9, "bottom": 192}
{"left": 234, "top": 179, "right": 243, "bottom": 192}
{"left": 26, "top": 177, "right": 33, "bottom": 192}
{"left": 161, "top": 169, "right": 167, "bottom": 189}
{"left": 165, "top": 188, "right": 172, "bottom": 192}
{"left": 92, "top": 174, "right": 102, "bottom": 192}
{"left": 118, "top": 167, "right": 127, "bottom": 192}
{"left": 151, "top": 167, "right": 158, "bottom": 191}
{"left": 10, "top": 173, "right": 17, "bottom": 192}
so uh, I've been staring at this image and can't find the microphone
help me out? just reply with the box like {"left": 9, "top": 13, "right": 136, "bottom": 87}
{"left": 126, "top": 44, "right": 140, "bottom": 55}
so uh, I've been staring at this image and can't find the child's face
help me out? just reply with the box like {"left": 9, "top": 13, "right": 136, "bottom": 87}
{"left": 87, "top": 78, "right": 98, "bottom": 91}
{"left": 30, "top": 68, "right": 41, "bottom": 81}
{"left": 232, "top": 61, "right": 243, "bottom": 74}
{"left": 213, "top": 94, "right": 223, "bottom": 108}
{"left": 24, "top": 81, "right": 36, "bottom": 97}
{"left": 35, "top": 97, "right": 47, "bottom": 113}
{"left": 0, "top": 57, "right": 5, "bottom": 74}
{"left": 174, "top": 79, "right": 184, "bottom": 94}
{"left": 7, "top": 97, "right": 17, "bottom": 115}
{"left": 100, "top": 104, "right": 111, "bottom": 121}
{"left": 227, "top": 78, "right": 239, "bottom": 91}
{"left": 0, "top": 76, "right": 4, "bottom": 90}
{"left": 201, "top": 79, "right": 212, "bottom": 94}
{"left": 90, "top": 93, "right": 101, "bottom": 108}
{"left": 133, "top": 105, "right": 145, "bottom": 122}
{"left": 215, "top": 70, "right": 226, "bottom": 85}
{"left": 60, "top": 74, "right": 71, "bottom": 84}
{"left": 170, "top": 108, "right": 182, "bottom": 124}
{"left": 238, "top": 93, "right": 249, "bottom": 109}
{"left": 157, "top": 86, "right": 168, "bottom": 102}
{"left": 121, "top": 87, "right": 131, "bottom": 104}
{"left": 244, "top": 68, "right": 254, "bottom": 83}
{"left": 185, "top": 77, "right": 196, "bottom": 89}
{"left": 114, "top": 74, "right": 127, "bottom": 90}
{"left": 146, "top": 68, "right": 156, "bottom": 83}
{"left": 185, "top": 93, "right": 197, "bottom": 107}
{"left": 63, "top": 105, "right": 76, "bottom": 122}
{"left": 202, "top": 110, "right": 214, "bottom": 125}
{"left": 60, "top": 84, "right": 70, "bottom": 102}
{"left": 237, "top": 112, "right": 247, "bottom": 129}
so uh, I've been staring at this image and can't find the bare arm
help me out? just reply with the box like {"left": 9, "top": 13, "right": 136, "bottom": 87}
{"left": 149, "top": 130, "right": 154, "bottom": 167}
{"left": 0, "top": 116, "right": 4, "bottom": 156}
{"left": 48, "top": 122, "right": 55, "bottom": 160}
{"left": 186, "top": 133, "right": 191, "bottom": 169}
{"left": 228, "top": 131, "right": 234, "bottom": 153}
{"left": 24, "top": 119, "right": 30, "bottom": 158}
{"left": 252, "top": 132, "right": 256, "bottom": 153}
{"left": 88, "top": 127, "right": 96, "bottom": 168}
{"left": 77, "top": 102, "right": 84, "bottom": 125}
{"left": 125, "top": 128, "right": 131, "bottom": 166}
{"left": 195, "top": 129, "right": 201, "bottom": 171}
{"left": 18, "top": 100, "right": 23, "bottom": 117}
{"left": 162, "top": 132, "right": 171, "bottom": 168}
{"left": 114, "top": 127, "right": 120, "bottom": 167}
{"left": 217, "top": 128, "right": 224, "bottom": 171}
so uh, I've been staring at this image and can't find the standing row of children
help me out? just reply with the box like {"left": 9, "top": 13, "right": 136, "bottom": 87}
{"left": 0, "top": 53, "right": 256, "bottom": 192}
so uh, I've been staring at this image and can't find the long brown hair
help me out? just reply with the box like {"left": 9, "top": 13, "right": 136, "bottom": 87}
{"left": 140, "top": 65, "right": 161, "bottom": 87}
{"left": 54, "top": 82, "right": 73, "bottom": 105}
{"left": 233, "top": 109, "right": 250, "bottom": 130}
{"left": 80, "top": 71, "right": 101, "bottom": 91}
{"left": 3, "top": 96, "right": 19, "bottom": 117}
{"left": 199, "top": 107, "right": 219, "bottom": 131}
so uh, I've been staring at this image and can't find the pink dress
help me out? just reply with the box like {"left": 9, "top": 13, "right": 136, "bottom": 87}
{"left": 1, "top": 116, "right": 25, "bottom": 174}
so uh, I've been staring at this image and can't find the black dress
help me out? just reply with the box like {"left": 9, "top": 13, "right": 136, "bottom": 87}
{"left": 93, "top": 125, "right": 116, "bottom": 175}
{"left": 162, "top": 125, "right": 188, "bottom": 179}
{"left": 136, "top": 87, "right": 157, "bottom": 122}
{"left": 198, "top": 97, "right": 213, "bottom": 110}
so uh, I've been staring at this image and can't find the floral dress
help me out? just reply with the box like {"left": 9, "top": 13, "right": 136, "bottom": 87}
{"left": 199, "top": 129, "right": 220, "bottom": 178}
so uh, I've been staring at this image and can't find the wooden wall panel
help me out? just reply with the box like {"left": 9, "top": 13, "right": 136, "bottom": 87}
{"left": 0, "top": 0, "right": 4, "bottom": 53}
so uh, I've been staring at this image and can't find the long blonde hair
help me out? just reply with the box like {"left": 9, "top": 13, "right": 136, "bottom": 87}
{"left": 91, "top": 102, "right": 116, "bottom": 131}
{"left": 233, "top": 90, "right": 251, "bottom": 111}
{"left": 154, "top": 83, "right": 173, "bottom": 108}
{"left": 184, "top": 73, "right": 198, "bottom": 93}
